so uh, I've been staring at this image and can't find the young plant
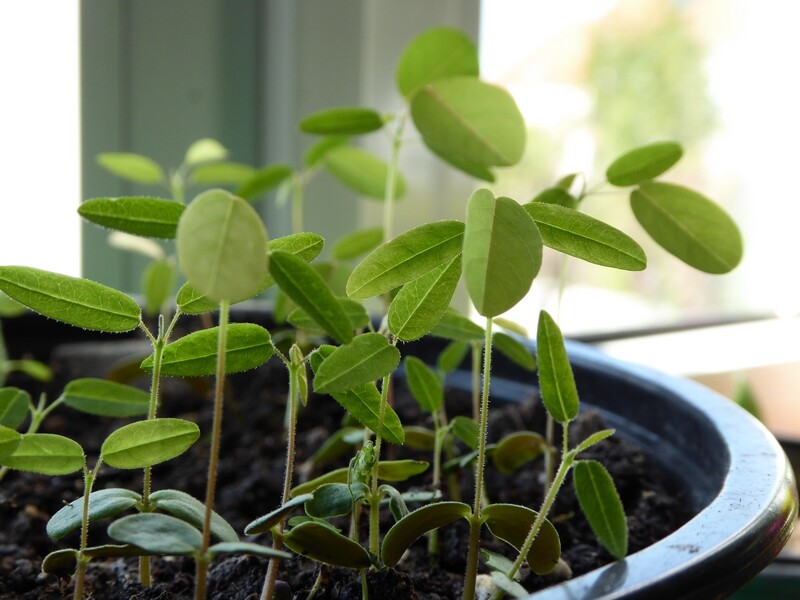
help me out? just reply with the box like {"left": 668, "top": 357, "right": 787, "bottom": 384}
{"left": 0, "top": 293, "right": 52, "bottom": 388}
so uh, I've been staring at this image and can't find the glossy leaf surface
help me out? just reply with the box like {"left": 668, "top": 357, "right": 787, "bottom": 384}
{"left": 574, "top": 460, "right": 628, "bottom": 559}
{"left": 324, "top": 145, "right": 406, "bottom": 200}
{"left": 284, "top": 521, "right": 373, "bottom": 569}
{"left": 482, "top": 503, "right": 561, "bottom": 575}
{"left": 300, "top": 107, "right": 385, "bottom": 135}
{"left": 62, "top": 378, "right": 150, "bottom": 418}
{"left": 97, "top": 152, "right": 165, "bottom": 184}
{"left": 101, "top": 418, "right": 200, "bottom": 469}
{"left": 606, "top": 141, "right": 683, "bottom": 187}
{"left": 0, "top": 433, "right": 84, "bottom": 475}
{"left": 536, "top": 311, "right": 578, "bottom": 424}
{"left": 79, "top": 197, "right": 184, "bottom": 239}
{"left": 382, "top": 501, "right": 471, "bottom": 567}
{"left": 47, "top": 488, "right": 141, "bottom": 540}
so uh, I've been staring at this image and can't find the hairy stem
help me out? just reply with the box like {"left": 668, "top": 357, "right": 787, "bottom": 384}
{"left": 369, "top": 371, "right": 393, "bottom": 556}
{"left": 74, "top": 460, "right": 102, "bottom": 600}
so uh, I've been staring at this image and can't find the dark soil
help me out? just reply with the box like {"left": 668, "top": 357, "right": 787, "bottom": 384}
{"left": 0, "top": 329, "right": 693, "bottom": 599}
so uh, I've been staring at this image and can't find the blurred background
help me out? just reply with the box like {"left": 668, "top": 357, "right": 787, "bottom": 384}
{"left": 2, "top": 0, "right": 799, "bottom": 432}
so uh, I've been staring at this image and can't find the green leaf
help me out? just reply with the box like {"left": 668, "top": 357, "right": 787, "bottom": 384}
{"left": 284, "top": 521, "right": 373, "bottom": 569}
{"left": 184, "top": 138, "right": 229, "bottom": 166}
{"left": 388, "top": 255, "right": 461, "bottom": 341}
{"left": 536, "top": 311, "right": 578, "bottom": 424}
{"left": 208, "top": 541, "right": 292, "bottom": 560}
{"left": 176, "top": 189, "right": 268, "bottom": 303}
{"left": 491, "top": 572, "right": 529, "bottom": 599}
{"left": 313, "top": 333, "right": 400, "bottom": 394}
{"left": 0, "top": 292, "right": 26, "bottom": 316}
{"left": 79, "top": 197, "right": 184, "bottom": 239}
{"left": 47, "top": 488, "right": 141, "bottom": 540}
{"left": 244, "top": 494, "right": 315, "bottom": 535}
{"left": 493, "top": 332, "right": 537, "bottom": 372}
{"left": 62, "top": 378, "right": 150, "bottom": 418}
{"left": 331, "top": 227, "right": 384, "bottom": 261}
{"left": 574, "top": 428, "right": 616, "bottom": 455}
{"left": 0, "top": 426, "right": 21, "bottom": 460}
{"left": 606, "top": 141, "right": 683, "bottom": 187}
{"left": 141, "top": 258, "right": 176, "bottom": 316}
{"left": 631, "top": 181, "right": 743, "bottom": 274}
{"left": 0, "top": 387, "right": 30, "bottom": 429}
{"left": 450, "top": 415, "right": 479, "bottom": 450}
{"left": 411, "top": 77, "right": 525, "bottom": 170}
{"left": 150, "top": 489, "right": 238, "bottom": 543}
{"left": 402, "top": 426, "right": 436, "bottom": 451}
{"left": 8, "top": 359, "right": 52, "bottom": 382}
{"left": 347, "top": 221, "right": 465, "bottom": 300}
{"left": 429, "top": 308, "right": 484, "bottom": 342}
{"left": 108, "top": 513, "right": 202, "bottom": 555}
{"left": 532, "top": 187, "right": 577, "bottom": 208}
{"left": 191, "top": 162, "right": 257, "bottom": 185}
{"left": 396, "top": 27, "right": 479, "bottom": 98}
{"left": 482, "top": 503, "right": 561, "bottom": 575}
{"left": 404, "top": 356, "right": 442, "bottom": 413}
{"left": 141, "top": 323, "right": 273, "bottom": 377}
{"left": 300, "top": 107, "right": 385, "bottom": 135}
{"left": 0, "top": 433, "right": 84, "bottom": 475}
{"left": 323, "top": 145, "right": 406, "bottom": 200}
{"left": 524, "top": 203, "right": 647, "bottom": 271}
{"left": 97, "top": 152, "right": 165, "bottom": 184}
{"left": 269, "top": 250, "right": 353, "bottom": 344}
{"left": 381, "top": 501, "right": 471, "bottom": 567}
{"left": 305, "top": 482, "right": 368, "bottom": 519}
{"left": 436, "top": 340, "right": 470, "bottom": 373}
{"left": 0, "top": 267, "right": 141, "bottom": 332}
{"left": 492, "top": 432, "right": 545, "bottom": 475}
{"left": 304, "top": 136, "right": 348, "bottom": 168}
{"left": 288, "top": 297, "right": 369, "bottom": 335}
{"left": 291, "top": 460, "right": 427, "bottom": 498}
{"left": 574, "top": 460, "right": 628, "bottom": 559}
{"left": 42, "top": 545, "right": 148, "bottom": 576}
{"left": 463, "top": 190, "right": 542, "bottom": 317}
{"left": 379, "top": 484, "right": 410, "bottom": 521}
{"left": 101, "top": 418, "right": 200, "bottom": 469}
{"left": 236, "top": 164, "right": 293, "bottom": 201}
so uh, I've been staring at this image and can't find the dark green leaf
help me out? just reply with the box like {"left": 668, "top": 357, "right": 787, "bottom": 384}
{"left": 404, "top": 356, "right": 442, "bottom": 413}
{"left": 536, "top": 311, "right": 578, "bottom": 424}
{"left": 331, "top": 228, "right": 384, "bottom": 261}
{"left": 97, "top": 152, "right": 165, "bottom": 184}
{"left": 305, "top": 482, "right": 368, "bottom": 519}
{"left": 79, "top": 197, "right": 184, "bottom": 239}
{"left": 108, "top": 513, "right": 201, "bottom": 555}
{"left": 191, "top": 161, "right": 257, "bottom": 185}
{"left": 62, "top": 378, "right": 150, "bottom": 418}
{"left": 606, "top": 141, "right": 683, "bottom": 187}
{"left": 492, "top": 332, "right": 536, "bottom": 372}
{"left": 244, "top": 494, "right": 314, "bottom": 535}
{"left": 0, "top": 387, "right": 30, "bottom": 429}
{"left": 284, "top": 521, "right": 374, "bottom": 569}
{"left": 42, "top": 545, "right": 147, "bottom": 576}
{"left": 236, "top": 164, "right": 293, "bottom": 201}
{"left": 1, "top": 433, "right": 84, "bottom": 475}
{"left": 150, "top": 489, "right": 238, "bottom": 543}
{"left": 306, "top": 426, "right": 363, "bottom": 468}
{"left": 47, "top": 488, "right": 141, "bottom": 540}
{"left": 323, "top": 145, "right": 406, "bottom": 199}
{"left": 631, "top": 181, "right": 743, "bottom": 274}
{"left": 492, "top": 432, "right": 545, "bottom": 475}
{"left": 101, "top": 418, "right": 199, "bottom": 469}
{"left": 314, "top": 333, "right": 399, "bottom": 394}
{"left": 291, "top": 460, "right": 428, "bottom": 498}
{"left": 482, "top": 503, "right": 561, "bottom": 575}
{"left": 574, "top": 460, "right": 628, "bottom": 559}
{"left": 207, "top": 541, "right": 292, "bottom": 560}
{"left": 379, "top": 484, "right": 410, "bottom": 521}
{"left": 300, "top": 107, "right": 385, "bottom": 135}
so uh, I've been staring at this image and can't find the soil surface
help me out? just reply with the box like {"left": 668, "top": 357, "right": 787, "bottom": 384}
{"left": 0, "top": 328, "right": 693, "bottom": 599}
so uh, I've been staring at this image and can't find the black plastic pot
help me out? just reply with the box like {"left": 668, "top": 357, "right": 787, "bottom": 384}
{"left": 443, "top": 340, "right": 797, "bottom": 599}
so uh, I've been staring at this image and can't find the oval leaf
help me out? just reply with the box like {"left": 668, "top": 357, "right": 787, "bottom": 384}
{"left": 244, "top": 493, "right": 314, "bottom": 535}
{"left": 347, "top": 220, "right": 464, "bottom": 300}
{"left": 284, "top": 521, "right": 373, "bottom": 569}
{"left": 1, "top": 433, "right": 84, "bottom": 475}
{"left": 606, "top": 141, "right": 683, "bottom": 187}
{"left": 176, "top": 189, "right": 268, "bottom": 303}
{"left": 185, "top": 138, "right": 229, "bottom": 166}
{"left": 396, "top": 27, "right": 479, "bottom": 98}
{"left": 269, "top": 250, "right": 353, "bottom": 344}
{"left": 631, "top": 181, "right": 743, "bottom": 274}
{"left": 403, "top": 356, "right": 442, "bottom": 413}
{"left": 574, "top": 460, "right": 628, "bottom": 559}
{"left": 108, "top": 513, "right": 202, "bottom": 555}
{"left": 0, "top": 387, "right": 30, "bottom": 429}
{"left": 331, "top": 227, "right": 384, "bottom": 261}
{"left": 42, "top": 545, "right": 145, "bottom": 577}
{"left": 536, "top": 311, "right": 578, "bottom": 424}
{"left": 141, "top": 323, "right": 273, "bottom": 377}
{"left": 0, "top": 267, "right": 141, "bottom": 332}
{"left": 382, "top": 501, "right": 471, "bottom": 567}
{"left": 191, "top": 162, "right": 256, "bottom": 185}
{"left": 97, "top": 152, "right": 165, "bottom": 184}
{"left": 524, "top": 202, "right": 646, "bottom": 271}
{"left": 323, "top": 145, "right": 406, "bottom": 200}
{"left": 492, "top": 432, "right": 545, "bottom": 475}
{"left": 450, "top": 415, "right": 479, "bottom": 450}
{"left": 79, "top": 197, "right": 184, "bottom": 239}
{"left": 411, "top": 77, "right": 525, "bottom": 170}
{"left": 300, "top": 107, "right": 385, "bottom": 135}
{"left": 150, "top": 488, "right": 238, "bottom": 543}
{"left": 141, "top": 259, "right": 176, "bottom": 316}
{"left": 236, "top": 164, "right": 293, "bottom": 201}
{"left": 482, "top": 503, "right": 561, "bottom": 575}
{"left": 208, "top": 541, "right": 292, "bottom": 560}
{"left": 313, "top": 333, "right": 400, "bottom": 394}
{"left": 62, "top": 378, "right": 150, "bottom": 418}
{"left": 101, "top": 418, "right": 200, "bottom": 469}
{"left": 464, "top": 190, "right": 542, "bottom": 317}
{"left": 47, "top": 488, "right": 141, "bottom": 540}
{"left": 0, "top": 426, "right": 21, "bottom": 460}
{"left": 305, "top": 482, "right": 368, "bottom": 519}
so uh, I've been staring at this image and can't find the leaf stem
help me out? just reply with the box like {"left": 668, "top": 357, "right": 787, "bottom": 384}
{"left": 382, "top": 112, "right": 407, "bottom": 242}
{"left": 369, "top": 371, "right": 393, "bottom": 556}
{"left": 74, "top": 459, "right": 102, "bottom": 600}
{"left": 292, "top": 177, "right": 305, "bottom": 234}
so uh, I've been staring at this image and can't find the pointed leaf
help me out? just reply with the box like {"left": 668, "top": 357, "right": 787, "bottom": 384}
{"left": 606, "top": 141, "right": 683, "bottom": 187}
{"left": 141, "top": 323, "right": 273, "bottom": 377}
{"left": 436, "top": 340, "right": 470, "bottom": 373}
{"left": 323, "top": 145, "right": 406, "bottom": 199}
{"left": 631, "top": 181, "right": 743, "bottom": 274}
{"left": 208, "top": 541, "right": 292, "bottom": 560}
{"left": 0, "top": 426, "right": 21, "bottom": 460}
{"left": 62, "top": 378, "right": 150, "bottom": 418}
{"left": 108, "top": 513, "right": 202, "bottom": 555}
{"left": 97, "top": 152, "right": 165, "bottom": 184}
{"left": 101, "top": 418, "right": 199, "bottom": 469}
{"left": 141, "top": 258, "right": 176, "bottom": 316}
{"left": 574, "top": 428, "right": 616, "bottom": 455}
{"left": 396, "top": 27, "right": 479, "bottom": 98}
{"left": 347, "top": 221, "right": 464, "bottom": 299}
{"left": 284, "top": 521, "right": 373, "bottom": 569}
{"left": 314, "top": 333, "right": 399, "bottom": 394}
{"left": 191, "top": 162, "right": 257, "bottom": 185}
{"left": 304, "top": 136, "right": 348, "bottom": 168}
{"left": 0, "top": 433, "right": 84, "bottom": 475}
{"left": 270, "top": 250, "right": 353, "bottom": 344}
{"left": 176, "top": 189, "right": 268, "bottom": 303}
{"left": 403, "top": 356, "right": 442, "bottom": 413}
{"left": 536, "top": 311, "right": 578, "bottom": 424}
{"left": 450, "top": 415, "right": 479, "bottom": 450}
{"left": 464, "top": 190, "right": 542, "bottom": 317}
{"left": 331, "top": 227, "right": 384, "bottom": 261}
{"left": 524, "top": 203, "right": 646, "bottom": 271}
{"left": 493, "top": 332, "right": 537, "bottom": 372}
{"left": 184, "top": 138, "right": 229, "bottom": 166}
{"left": 288, "top": 297, "right": 369, "bottom": 335}
{"left": 47, "top": 488, "right": 141, "bottom": 540}
{"left": 0, "top": 387, "right": 30, "bottom": 429}
{"left": 381, "top": 501, "right": 471, "bottom": 567}
{"left": 79, "top": 197, "right": 184, "bottom": 239}
{"left": 430, "top": 308, "right": 485, "bottom": 342}
{"left": 305, "top": 482, "right": 368, "bottom": 519}
{"left": 492, "top": 432, "right": 545, "bottom": 475}
{"left": 244, "top": 494, "right": 315, "bottom": 535}
{"left": 482, "top": 503, "right": 561, "bottom": 575}
{"left": 150, "top": 489, "right": 238, "bottom": 543}
{"left": 574, "top": 460, "right": 628, "bottom": 559}
{"left": 388, "top": 255, "right": 461, "bottom": 341}
{"left": 492, "top": 572, "right": 529, "bottom": 598}
{"left": 236, "top": 164, "right": 293, "bottom": 201}
{"left": 300, "top": 107, "right": 385, "bottom": 135}
{"left": 0, "top": 267, "right": 141, "bottom": 332}
{"left": 411, "top": 77, "right": 525, "bottom": 170}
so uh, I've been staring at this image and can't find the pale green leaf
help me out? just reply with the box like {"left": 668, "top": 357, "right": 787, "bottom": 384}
{"left": 0, "top": 433, "right": 84, "bottom": 475}
{"left": 79, "top": 197, "right": 184, "bottom": 239}
{"left": 47, "top": 488, "right": 141, "bottom": 540}
{"left": 382, "top": 502, "right": 471, "bottom": 567}
{"left": 184, "top": 138, "right": 229, "bottom": 166}
{"left": 304, "top": 136, "right": 348, "bottom": 168}
{"left": 191, "top": 161, "right": 257, "bottom": 185}
{"left": 482, "top": 503, "right": 561, "bottom": 575}
{"left": 300, "top": 107, "right": 385, "bottom": 135}
{"left": 331, "top": 227, "right": 383, "bottom": 261}
{"left": 313, "top": 333, "right": 400, "bottom": 394}
{"left": 491, "top": 572, "right": 529, "bottom": 598}
{"left": 403, "top": 356, "right": 442, "bottom": 413}
{"left": 574, "top": 428, "right": 616, "bottom": 455}
{"left": 141, "top": 259, "right": 176, "bottom": 316}
{"left": 532, "top": 187, "right": 577, "bottom": 209}
{"left": 323, "top": 145, "right": 406, "bottom": 200}
{"left": 0, "top": 387, "right": 30, "bottom": 429}
{"left": 606, "top": 141, "right": 683, "bottom": 187}
{"left": 574, "top": 460, "right": 628, "bottom": 559}
{"left": 536, "top": 311, "right": 578, "bottom": 424}
{"left": 396, "top": 27, "right": 479, "bottom": 98}
{"left": 108, "top": 513, "right": 201, "bottom": 555}
{"left": 436, "top": 340, "right": 470, "bottom": 373}
{"left": 97, "top": 152, "right": 165, "bottom": 184}
{"left": 62, "top": 378, "right": 150, "bottom": 418}
{"left": 101, "top": 418, "right": 199, "bottom": 469}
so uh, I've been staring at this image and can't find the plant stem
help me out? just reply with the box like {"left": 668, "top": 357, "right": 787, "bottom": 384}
{"left": 382, "top": 113, "right": 406, "bottom": 243}
{"left": 361, "top": 568, "right": 369, "bottom": 600}
{"left": 195, "top": 300, "right": 230, "bottom": 600}
{"left": 368, "top": 371, "right": 393, "bottom": 556}
{"left": 74, "top": 460, "right": 102, "bottom": 600}
{"left": 292, "top": 178, "right": 305, "bottom": 234}
{"left": 463, "top": 318, "right": 493, "bottom": 600}
{"left": 471, "top": 342, "right": 481, "bottom": 422}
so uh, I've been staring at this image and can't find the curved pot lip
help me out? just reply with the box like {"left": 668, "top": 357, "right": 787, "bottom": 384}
{"left": 489, "top": 340, "right": 797, "bottom": 599}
